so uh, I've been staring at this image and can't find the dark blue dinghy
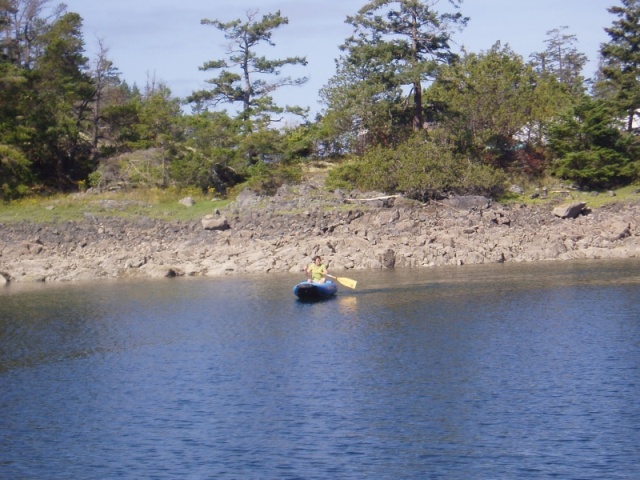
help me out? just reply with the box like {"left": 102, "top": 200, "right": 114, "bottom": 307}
{"left": 293, "top": 280, "right": 337, "bottom": 301}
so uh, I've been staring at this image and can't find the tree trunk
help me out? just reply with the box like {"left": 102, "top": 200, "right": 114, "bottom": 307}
{"left": 413, "top": 80, "right": 423, "bottom": 131}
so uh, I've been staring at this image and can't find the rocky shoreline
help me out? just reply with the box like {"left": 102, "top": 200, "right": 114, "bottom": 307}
{"left": 1, "top": 185, "right": 639, "bottom": 284}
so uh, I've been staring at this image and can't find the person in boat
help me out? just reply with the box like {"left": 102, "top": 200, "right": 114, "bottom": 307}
{"left": 306, "top": 256, "right": 328, "bottom": 283}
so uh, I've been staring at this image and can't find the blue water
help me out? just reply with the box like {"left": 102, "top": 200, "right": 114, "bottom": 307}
{"left": 1, "top": 259, "right": 639, "bottom": 479}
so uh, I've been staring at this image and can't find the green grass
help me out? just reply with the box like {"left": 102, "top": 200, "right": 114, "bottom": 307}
{"left": 0, "top": 188, "right": 231, "bottom": 224}
{"left": 2, "top": 182, "right": 638, "bottom": 225}
{"left": 573, "top": 184, "right": 640, "bottom": 208}
{"left": 499, "top": 183, "right": 640, "bottom": 208}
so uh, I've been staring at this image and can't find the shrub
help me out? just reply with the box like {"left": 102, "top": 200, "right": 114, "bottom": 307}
{"left": 0, "top": 145, "right": 32, "bottom": 201}
{"left": 244, "top": 161, "right": 303, "bottom": 195}
{"left": 548, "top": 97, "right": 640, "bottom": 190}
{"left": 325, "top": 162, "right": 364, "bottom": 191}
{"left": 326, "top": 135, "right": 507, "bottom": 200}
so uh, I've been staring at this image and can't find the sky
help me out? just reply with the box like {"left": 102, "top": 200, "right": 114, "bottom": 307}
{"left": 60, "top": 0, "right": 615, "bottom": 118}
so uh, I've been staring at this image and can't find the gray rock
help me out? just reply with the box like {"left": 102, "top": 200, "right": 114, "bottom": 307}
{"left": 552, "top": 202, "right": 587, "bottom": 219}
{"left": 381, "top": 249, "right": 396, "bottom": 268}
{"left": 0, "top": 188, "right": 639, "bottom": 283}
{"left": 442, "top": 195, "right": 491, "bottom": 210}
{"left": 235, "top": 188, "right": 262, "bottom": 207}
{"left": 201, "top": 214, "right": 230, "bottom": 231}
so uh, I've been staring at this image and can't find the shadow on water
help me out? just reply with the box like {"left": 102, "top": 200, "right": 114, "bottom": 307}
{"left": 294, "top": 296, "right": 338, "bottom": 304}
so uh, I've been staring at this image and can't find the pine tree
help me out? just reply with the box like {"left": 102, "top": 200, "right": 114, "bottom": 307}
{"left": 340, "top": 0, "right": 467, "bottom": 132}
{"left": 598, "top": 0, "right": 640, "bottom": 132}
{"left": 188, "top": 9, "right": 308, "bottom": 127}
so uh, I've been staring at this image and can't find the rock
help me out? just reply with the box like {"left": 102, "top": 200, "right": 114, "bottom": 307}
{"left": 374, "top": 209, "right": 400, "bottom": 226}
{"left": 0, "top": 188, "right": 639, "bottom": 283}
{"left": 201, "top": 214, "right": 230, "bottom": 231}
{"left": 179, "top": 197, "right": 195, "bottom": 207}
{"left": 442, "top": 195, "right": 491, "bottom": 210}
{"left": 553, "top": 202, "right": 587, "bottom": 219}
{"left": 381, "top": 249, "right": 396, "bottom": 268}
{"left": 235, "top": 188, "right": 261, "bottom": 207}
{"left": 607, "top": 221, "right": 631, "bottom": 241}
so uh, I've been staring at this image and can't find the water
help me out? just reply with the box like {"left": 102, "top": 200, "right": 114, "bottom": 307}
{"left": 1, "top": 259, "right": 639, "bottom": 479}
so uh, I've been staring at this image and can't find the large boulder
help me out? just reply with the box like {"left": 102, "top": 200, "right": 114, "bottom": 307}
{"left": 553, "top": 202, "right": 587, "bottom": 219}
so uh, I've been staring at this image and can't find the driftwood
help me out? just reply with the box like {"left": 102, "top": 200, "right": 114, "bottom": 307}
{"left": 344, "top": 195, "right": 399, "bottom": 203}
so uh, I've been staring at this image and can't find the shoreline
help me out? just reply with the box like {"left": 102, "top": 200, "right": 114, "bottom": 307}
{"left": 1, "top": 189, "right": 639, "bottom": 284}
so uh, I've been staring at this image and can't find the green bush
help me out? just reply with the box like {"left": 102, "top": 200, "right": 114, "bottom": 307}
{"left": 326, "top": 135, "right": 507, "bottom": 200}
{"left": 552, "top": 148, "right": 639, "bottom": 190}
{"left": 325, "top": 162, "right": 365, "bottom": 191}
{"left": 244, "top": 161, "right": 303, "bottom": 195}
{"left": 0, "top": 145, "right": 32, "bottom": 201}
{"left": 548, "top": 97, "right": 640, "bottom": 190}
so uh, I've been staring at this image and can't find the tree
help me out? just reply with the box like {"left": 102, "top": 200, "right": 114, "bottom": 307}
{"left": 188, "top": 9, "right": 308, "bottom": 128}
{"left": 1, "top": 0, "right": 65, "bottom": 69}
{"left": 427, "top": 42, "right": 571, "bottom": 172}
{"left": 97, "top": 82, "right": 144, "bottom": 156}
{"left": 1, "top": 2, "right": 101, "bottom": 190}
{"left": 174, "top": 111, "right": 243, "bottom": 193}
{"left": 0, "top": 144, "right": 32, "bottom": 200}
{"left": 17, "top": 10, "right": 94, "bottom": 188}
{"left": 319, "top": 51, "right": 409, "bottom": 153}
{"left": 132, "top": 80, "right": 183, "bottom": 187}
{"left": 340, "top": 0, "right": 467, "bottom": 132}
{"left": 547, "top": 96, "right": 639, "bottom": 189}
{"left": 87, "top": 39, "right": 121, "bottom": 164}
{"left": 598, "top": 0, "right": 640, "bottom": 132}
{"left": 530, "top": 26, "right": 587, "bottom": 97}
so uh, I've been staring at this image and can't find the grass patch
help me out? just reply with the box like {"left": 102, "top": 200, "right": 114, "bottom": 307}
{"left": 575, "top": 184, "right": 640, "bottom": 208}
{"left": 499, "top": 183, "right": 640, "bottom": 208}
{"left": 0, "top": 188, "right": 231, "bottom": 224}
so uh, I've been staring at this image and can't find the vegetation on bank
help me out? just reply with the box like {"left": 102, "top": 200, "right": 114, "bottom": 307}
{"left": 1, "top": 169, "right": 638, "bottom": 226}
{"left": 1, "top": 1, "right": 640, "bottom": 208}
{"left": 0, "top": 188, "right": 230, "bottom": 224}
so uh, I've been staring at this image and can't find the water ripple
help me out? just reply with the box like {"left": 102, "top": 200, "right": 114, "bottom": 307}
{"left": 1, "top": 260, "right": 640, "bottom": 478}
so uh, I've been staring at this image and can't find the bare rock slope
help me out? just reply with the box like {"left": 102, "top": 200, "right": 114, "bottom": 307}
{"left": 1, "top": 185, "right": 639, "bottom": 283}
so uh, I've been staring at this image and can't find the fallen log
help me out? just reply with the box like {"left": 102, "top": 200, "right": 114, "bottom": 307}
{"left": 344, "top": 195, "right": 400, "bottom": 203}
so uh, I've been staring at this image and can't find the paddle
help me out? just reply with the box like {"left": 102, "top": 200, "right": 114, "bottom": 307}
{"left": 325, "top": 273, "right": 357, "bottom": 289}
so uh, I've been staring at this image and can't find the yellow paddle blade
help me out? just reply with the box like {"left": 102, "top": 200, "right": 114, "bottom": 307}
{"left": 325, "top": 273, "right": 357, "bottom": 289}
{"left": 336, "top": 276, "right": 357, "bottom": 289}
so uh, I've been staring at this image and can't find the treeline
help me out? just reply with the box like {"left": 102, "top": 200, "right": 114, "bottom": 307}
{"left": 1, "top": 0, "right": 640, "bottom": 202}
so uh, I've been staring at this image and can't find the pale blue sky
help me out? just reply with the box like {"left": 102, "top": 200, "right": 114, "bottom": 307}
{"left": 62, "top": 0, "right": 613, "bottom": 118}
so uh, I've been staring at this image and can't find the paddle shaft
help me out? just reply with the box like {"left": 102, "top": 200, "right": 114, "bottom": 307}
{"left": 325, "top": 273, "right": 357, "bottom": 289}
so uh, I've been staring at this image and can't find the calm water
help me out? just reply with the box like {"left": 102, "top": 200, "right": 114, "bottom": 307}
{"left": 1, "top": 259, "right": 639, "bottom": 479}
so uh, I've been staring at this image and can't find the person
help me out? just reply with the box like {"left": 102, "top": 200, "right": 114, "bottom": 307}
{"left": 306, "top": 255, "right": 328, "bottom": 283}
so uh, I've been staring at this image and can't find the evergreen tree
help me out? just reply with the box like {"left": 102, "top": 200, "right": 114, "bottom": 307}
{"left": 188, "top": 9, "right": 308, "bottom": 128}
{"left": 598, "top": 0, "right": 640, "bottom": 132}
{"left": 319, "top": 49, "right": 409, "bottom": 153}
{"left": 88, "top": 39, "right": 121, "bottom": 164}
{"left": 26, "top": 11, "right": 94, "bottom": 187}
{"left": 530, "top": 26, "right": 587, "bottom": 97}
{"left": 428, "top": 42, "right": 572, "bottom": 172}
{"left": 1, "top": 0, "right": 66, "bottom": 69}
{"left": 339, "top": 0, "right": 467, "bottom": 133}
{"left": 548, "top": 96, "right": 639, "bottom": 189}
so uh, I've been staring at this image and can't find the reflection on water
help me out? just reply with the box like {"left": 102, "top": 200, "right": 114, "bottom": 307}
{"left": 1, "top": 259, "right": 640, "bottom": 479}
